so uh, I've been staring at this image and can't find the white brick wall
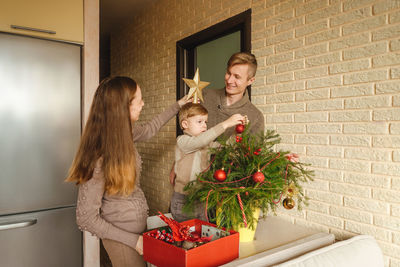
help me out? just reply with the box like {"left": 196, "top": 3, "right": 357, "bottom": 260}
{"left": 111, "top": 0, "right": 400, "bottom": 265}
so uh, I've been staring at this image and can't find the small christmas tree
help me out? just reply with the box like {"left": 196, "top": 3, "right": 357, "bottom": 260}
{"left": 183, "top": 125, "right": 314, "bottom": 231}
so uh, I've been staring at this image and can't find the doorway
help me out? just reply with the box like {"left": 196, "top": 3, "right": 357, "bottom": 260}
{"left": 196, "top": 31, "right": 241, "bottom": 90}
{"left": 176, "top": 9, "right": 252, "bottom": 134}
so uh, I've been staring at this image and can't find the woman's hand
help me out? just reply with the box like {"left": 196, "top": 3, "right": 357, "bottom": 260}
{"left": 135, "top": 235, "right": 143, "bottom": 255}
{"left": 177, "top": 95, "right": 193, "bottom": 107}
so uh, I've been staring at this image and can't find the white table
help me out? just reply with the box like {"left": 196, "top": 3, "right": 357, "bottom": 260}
{"left": 221, "top": 216, "right": 335, "bottom": 267}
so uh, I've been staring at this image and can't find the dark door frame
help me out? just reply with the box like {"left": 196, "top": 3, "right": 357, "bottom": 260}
{"left": 175, "top": 9, "right": 252, "bottom": 134}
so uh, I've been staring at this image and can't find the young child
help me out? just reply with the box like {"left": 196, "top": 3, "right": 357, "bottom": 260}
{"left": 170, "top": 103, "right": 245, "bottom": 222}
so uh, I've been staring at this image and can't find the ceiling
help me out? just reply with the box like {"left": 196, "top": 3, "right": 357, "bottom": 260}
{"left": 100, "top": 0, "right": 158, "bottom": 38}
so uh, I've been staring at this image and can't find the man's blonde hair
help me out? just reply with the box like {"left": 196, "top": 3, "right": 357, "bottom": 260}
{"left": 178, "top": 103, "right": 208, "bottom": 129}
{"left": 227, "top": 52, "right": 257, "bottom": 79}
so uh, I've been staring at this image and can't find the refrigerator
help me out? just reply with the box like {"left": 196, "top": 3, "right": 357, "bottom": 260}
{"left": 0, "top": 33, "right": 82, "bottom": 266}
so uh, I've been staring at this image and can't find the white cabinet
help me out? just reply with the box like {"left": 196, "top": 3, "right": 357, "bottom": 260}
{"left": 0, "top": 0, "right": 83, "bottom": 43}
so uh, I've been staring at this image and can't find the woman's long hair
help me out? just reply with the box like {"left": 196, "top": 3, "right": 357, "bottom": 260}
{"left": 66, "top": 76, "right": 137, "bottom": 196}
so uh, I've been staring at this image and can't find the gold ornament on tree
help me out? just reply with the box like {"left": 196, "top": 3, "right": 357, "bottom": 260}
{"left": 182, "top": 68, "right": 210, "bottom": 103}
{"left": 282, "top": 182, "right": 298, "bottom": 210}
{"left": 283, "top": 197, "right": 295, "bottom": 210}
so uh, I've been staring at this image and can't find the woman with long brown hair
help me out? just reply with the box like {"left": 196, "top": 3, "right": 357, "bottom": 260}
{"left": 66, "top": 76, "right": 190, "bottom": 267}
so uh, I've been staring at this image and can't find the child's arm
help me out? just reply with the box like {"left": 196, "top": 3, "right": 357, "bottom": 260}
{"left": 177, "top": 114, "right": 245, "bottom": 153}
{"left": 177, "top": 124, "right": 225, "bottom": 153}
{"left": 220, "top": 114, "right": 245, "bottom": 130}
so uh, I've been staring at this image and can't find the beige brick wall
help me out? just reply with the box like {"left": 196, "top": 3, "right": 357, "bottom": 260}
{"left": 111, "top": 0, "right": 400, "bottom": 265}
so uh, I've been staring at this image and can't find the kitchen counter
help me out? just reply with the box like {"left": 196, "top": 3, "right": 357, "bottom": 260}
{"left": 221, "top": 216, "right": 335, "bottom": 266}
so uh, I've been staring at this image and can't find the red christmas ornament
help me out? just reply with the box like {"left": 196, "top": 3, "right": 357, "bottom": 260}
{"left": 235, "top": 124, "right": 245, "bottom": 134}
{"left": 214, "top": 169, "right": 227, "bottom": 182}
{"left": 252, "top": 171, "right": 265, "bottom": 183}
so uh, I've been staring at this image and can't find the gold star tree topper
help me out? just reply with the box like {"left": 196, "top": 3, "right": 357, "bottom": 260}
{"left": 182, "top": 68, "right": 210, "bottom": 103}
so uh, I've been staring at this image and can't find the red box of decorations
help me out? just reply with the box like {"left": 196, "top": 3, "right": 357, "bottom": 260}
{"left": 143, "top": 219, "right": 239, "bottom": 267}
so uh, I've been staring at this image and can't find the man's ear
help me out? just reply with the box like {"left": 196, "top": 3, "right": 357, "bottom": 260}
{"left": 181, "top": 120, "right": 188, "bottom": 130}
{"left": 247, "top": 76, "right": 255, "bottom": 86}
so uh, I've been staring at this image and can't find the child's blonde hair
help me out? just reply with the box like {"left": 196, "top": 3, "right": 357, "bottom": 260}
{"left": 178, "top": 103, "right": 208, "bottom": 129}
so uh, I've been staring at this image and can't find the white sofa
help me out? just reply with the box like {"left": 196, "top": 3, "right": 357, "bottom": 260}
{"left": 273, "top": 235, "right": 384, "bottom": 267}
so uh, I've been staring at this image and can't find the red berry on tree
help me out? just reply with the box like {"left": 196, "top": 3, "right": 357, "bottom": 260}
{"left": 235, "top": 124, "right": 244, "bottom": 134}
{"left": 214, "top": 169, "right": 227, "bottom": 182}
{"left": 235, "top": 136, "right": 243, "bottom": 143}
{"left": 252, "top": 171, "right": 265, "bottom": 183}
